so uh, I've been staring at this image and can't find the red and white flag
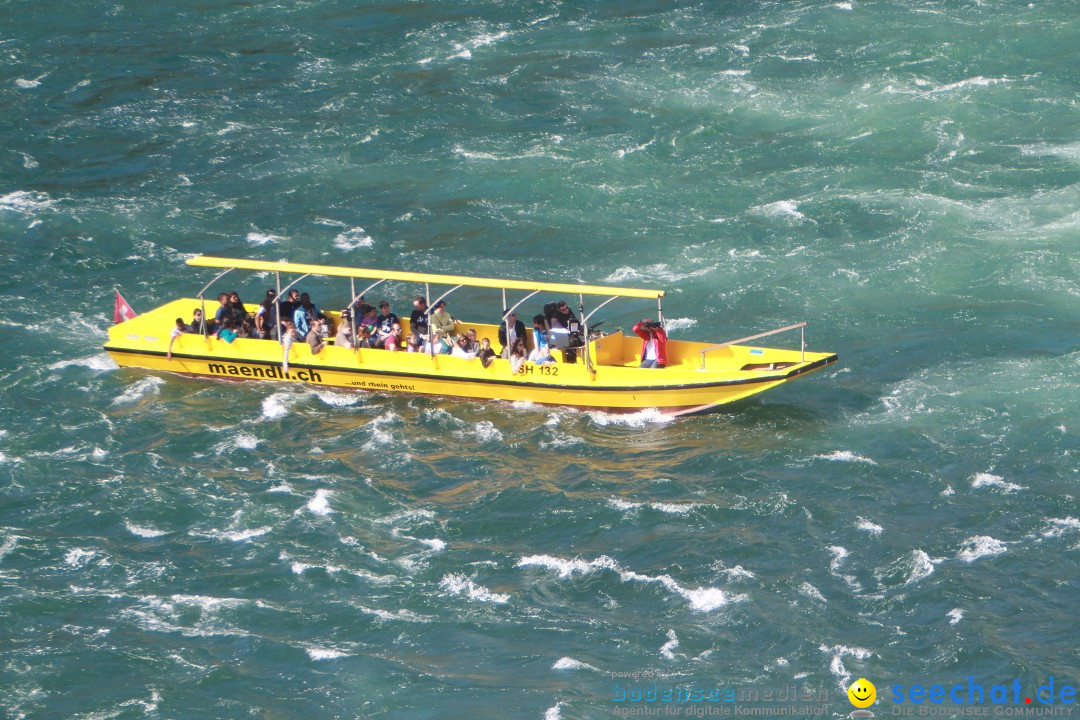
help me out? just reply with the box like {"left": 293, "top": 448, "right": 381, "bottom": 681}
{"left": 114, "top": 290, "right": 137, "bottom": 324}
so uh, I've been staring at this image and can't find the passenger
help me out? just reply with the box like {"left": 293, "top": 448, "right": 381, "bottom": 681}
{"left": 279, "top": 289, "right": 301, "bottom": 329}
{"left": 409, "top": 296, "right": 429, "bottom": 347}
{"left": 213, "top": 292, "right": 231, "bottom": 329}
{"left": 239, "top": 315, "right": 256, "bottom": 339}
{"left": 227, "top": 291, "right": 248, "bottom": 324}
{"left": 451, "top": 334, "right": 476, "bottom": 359}
{"left": 430, "top": 300, "right": 456, "bottom": 337}
{"left": 373, "top": 300, "right": 399, "bottom": 348}
{"left": 633, "top": 319, "right": 668, "bottom": 369}
{"left": 497, "top": 309, "right": 527, "bottom": 358}
{"left": 293, "top": 292, "right": 324, "bottom": 339}
{"left": 531, "top": 343, "right": 556, "bottom": 364}
{"left": 384, "top": 321, "right": 403, "bottom": 352}
{"left": 509, "top": 337, "right": 528, "bottom": 374}
{"left": 546, "top": 300, "right": 578, "bottom": 330}
{"left": 217, "top": 317, "right": 239, "bottom": 344}
{"left": 477, "top": 337, "right": 497, "bottom": 368}
{"left": 307, "top": 316, "right": 328, "bottom": 355}
{"left": 189, "top": 307, "right": 206, "bottom": 335}
{"left": 529, "top": 314, "right": 549, "bottom": 360}
{"left": 281, "top": 319, "right": 302, "bottom": 374}
{"left": 358, "top": 303, "right": 378, "bottom": 330}
{"left": 356, "top": 325, "right": 376, "bottom": 349}
{"left": 254, "top": 289, "right": 278, "bottom": 339}
{"left": 464, "top": 328, "right": 479, "bottom": 353}
{"left": 167, "top": 317, "right": 187, "bottom": 361}
{"left": 421, "top": 330, "right": 451, "bottom": 355}
{"left": 335, "top": 310, "right": 354, "bottom": 349}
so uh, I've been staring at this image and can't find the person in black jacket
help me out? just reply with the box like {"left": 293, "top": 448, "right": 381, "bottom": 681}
{"left": 497, "top": 309, "right": 528, "bottom": 358}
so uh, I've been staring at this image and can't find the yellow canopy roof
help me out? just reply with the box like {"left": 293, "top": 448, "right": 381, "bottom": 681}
{"left": 186, "top": 256, "right": 665, "bottom": 299}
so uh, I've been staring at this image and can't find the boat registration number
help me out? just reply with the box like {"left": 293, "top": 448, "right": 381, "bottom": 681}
{"left": 517, "top": 364, "right": 558, "bottom": 376}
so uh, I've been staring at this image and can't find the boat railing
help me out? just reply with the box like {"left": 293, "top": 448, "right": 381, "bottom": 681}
{"left": 697, "top": 322, "right": 807, "bottom": 370}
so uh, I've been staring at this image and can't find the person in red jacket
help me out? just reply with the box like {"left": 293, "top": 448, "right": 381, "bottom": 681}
{"left": 633, "top": 319, "right": 668, "bottom": 368}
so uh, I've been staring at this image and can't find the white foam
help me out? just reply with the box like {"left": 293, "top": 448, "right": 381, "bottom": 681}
{"left": 261, "top": 393, "right": 293, "bottom": 420}
{"left": 47, "top": 354, "right": 113, "bottom": 371}
{"left": 857, "top": 518, "right": 883, "bottom": 536}
{"left": 306, "top": 646, "right": 349, "bottom": 660}
{"left": 518, "top": 554, "right": 621, "bottom": 578}
{"left": 1042, "top": 517, "right": 1080, "bottom": 538}
{"left": 306, "top": 489, "right": 333, "bottom": 516}
{"left": 608, "top": 498, "right": 704, "bottom": 515}
{"left": 957, "top": 536, "right": 1007, "bottom": 562}
{"left": 209, "top": 526, "right": 272, "bottom": 542}
{"left": 604, "top": 263, "right": 716, "bottom": 284}
{"left": 112, "top": 376, "right": 164, "bottom": 405}
{"left": 662, "top": 317, "right": 697, "bottom": 331}
{"left": 586, "top": 408, "right": 673, "bottom": 427}
{"left": 471, "top": 421, "right": 503, "bottom": 443}
{"left": 245, "top": 231, "right": 287, "bottom": 246}
{"left": 439, "top": 573, "right": 510, "bottom": 604}
{"left": 828, "top": 546, "right": 848, "bottom": 572}
{"left": 931, "top": 76, "right": 1011, "bottom": 94}
{"left": 814, "top": 450, "right": 878, "bottom": 465}
{"left": 820, "top": 644, "right": 872, "bottom": 691}
{"left": 0, "top": 190, "right": 55, "bottom": 214}
{"left": 233, "top": 432, "right": 260, "bottom": 450}
{"left": 719, "top": 565, "right": 755, "bottom": 580}
{"left": 0, "top": 534, "right": 20, "bottom": 562}
{"left": 751, "top": 199, "right": 807, "bottom": 222}
{"left": 544, "top": 702, "right": 564, "bottom": 720}
{"left": 551, "top": 657, "right": 599, "bottom": 672}
{"left": 615, "top": 138, "right": 656, "bottom": 158}
{"left": 519, "top": 554, "right": 743, "bottom": 612}
{"left": 332, "top": 226, "right": 374, "bottom": 251}
{"left": 947, "top": 608, "right": 964, "bottom": 625}
{"left": 126, "top": 522, "right": 167, "bottom": 538}
{"left": 906, "top": 550, "right": 936, "bottom": 584}
{"left": 971, "top": 473, "right": 1025, "bottom": 493}
{"left": 649, "top": 502, "right": 703, "bottom": 515}
{"left": 65, "top": 548, "right": 99, "bottom": 567}
{"left": 314, "top": 390, "right": 363, "bottom": 407}
{"left": 799, "top": 582, "right": 827, "bottom": 602}
{"left": 660, "top": 629, "right": 680, "bottom": 660}
{"left": 417, "top": 538, "right": 446, "bottom": 552}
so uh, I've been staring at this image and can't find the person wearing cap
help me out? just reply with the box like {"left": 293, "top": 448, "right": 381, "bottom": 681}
{"left": 633, "top": 319, "right": 668, "bottom": 369}
{"left": 373, "top": 301, "right": 399, "bottom": 348}
{"left": 430, "top": 300, "right": 456, "bottom": 337}
{"left": 497, "top": 309, "right": 528, "bottom": 358}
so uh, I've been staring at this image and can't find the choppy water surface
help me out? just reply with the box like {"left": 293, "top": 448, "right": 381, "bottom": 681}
{"left": 2, "top": 1, "right": 1079, "bottom": 718}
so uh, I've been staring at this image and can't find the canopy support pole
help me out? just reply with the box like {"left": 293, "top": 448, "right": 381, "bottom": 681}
{"left": 275, "top": 273, "right": 312, "bottom": 344}
{"left": 196, "top": 268, "right": 234, "bottom": 339}
{"left": 501, "top": 290, "right": 541, "bottom": 356}
{"left": 350, "top": 278, "right": 357, "bottom": 353}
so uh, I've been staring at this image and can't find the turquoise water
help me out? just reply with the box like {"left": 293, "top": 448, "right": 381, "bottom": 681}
{"left": 2, "top": 1, "right": 1079, "bottom": 718}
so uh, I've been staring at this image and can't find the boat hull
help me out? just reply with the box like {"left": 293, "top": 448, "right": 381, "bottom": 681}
{"left": 104, "top": 344, "right": 836, "bottom": 416}
{"left": 105, "top": 298, "right": 837, "bottom": 415}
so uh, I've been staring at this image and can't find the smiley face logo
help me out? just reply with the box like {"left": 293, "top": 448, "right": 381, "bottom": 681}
{"left": 848, "top": 678, "right": 876, "bottom": 708}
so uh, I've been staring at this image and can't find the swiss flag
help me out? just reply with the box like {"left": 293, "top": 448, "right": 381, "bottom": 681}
{"left": 114, "top": 290, "right": 137, "bottom": 324}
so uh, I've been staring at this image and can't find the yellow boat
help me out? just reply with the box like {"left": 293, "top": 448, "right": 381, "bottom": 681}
{"left": 103, "top": 256, "right": 837, "bottom": 416}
